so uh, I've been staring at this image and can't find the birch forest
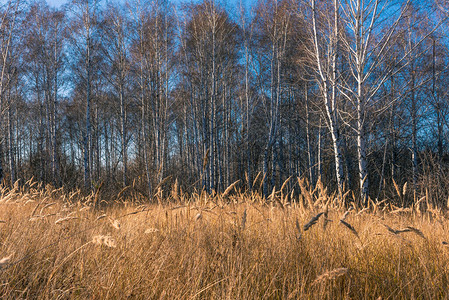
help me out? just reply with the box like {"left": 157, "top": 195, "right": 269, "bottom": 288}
{"left": 0, "top": 0, "right": 448, "bottom": 205}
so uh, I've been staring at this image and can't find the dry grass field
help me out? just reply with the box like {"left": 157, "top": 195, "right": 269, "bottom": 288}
{"left": 1, "top": 180, "right": 449, "bottom": 299}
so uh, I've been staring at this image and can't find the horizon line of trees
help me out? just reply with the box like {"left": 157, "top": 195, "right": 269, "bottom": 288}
{"left": 1, "top": 0, "right": 449, "bottom": 206}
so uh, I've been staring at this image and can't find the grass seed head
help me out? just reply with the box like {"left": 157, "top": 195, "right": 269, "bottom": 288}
{"left": 92, "top": 235, "right": 117, "bottom": 248}
{"left": 96, "top": 214, "right": 107, "bottom": 221}
{"left": 304, "top": 212, "right": 323, "bottom": 231}
{"left": 195, "top": 213, "right": 202, "bottom": 221}
{"left": 295, "top": 218, "right": 302, "bottom": 240}
{"left": 55, "top": 216, "right": 78, "bottom": 225}
{"left": 405, "top": 226, "right": 426, "bottom": 239}
{"left": 241, "top": 208, "right": 247, "bottom": 231}
{"left": 109, "top": 218, "right": 121, "bottom": 230}
{"left": 0, "top": 254, "right": 13, "bottom": 269}
{"left": 222, "top": 180, "right": 240, "bottom": 198}
{"left": 312, "top": 268, "right": 348, "bottom": 286}
{"left": 340, "top": 219, "right": 359, "bottom": 238}
{"left": 341, "top": 207, "right": 353, "bottom": 221}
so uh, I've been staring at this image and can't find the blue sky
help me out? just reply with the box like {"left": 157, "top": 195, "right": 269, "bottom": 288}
{"left": 46, "top": 0, "right": 67, "bottom": 7}
{"left": 45, "top": 0, "right": 253, "bottom": 9}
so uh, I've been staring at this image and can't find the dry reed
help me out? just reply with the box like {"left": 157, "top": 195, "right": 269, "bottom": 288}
{"left": 0, "top": 254, "right": 13, "bottom": 269}
{"left": 304, "top": 212, "right": 323, "bottom": 231}
{"left": 92, "top": 235, "right": 117, "bottom": 248}
{"left": 0, "top": 182, "right": 448, "bottom": 299}
{"left": 312, "top": 268, "right": 348, "bottom": 286}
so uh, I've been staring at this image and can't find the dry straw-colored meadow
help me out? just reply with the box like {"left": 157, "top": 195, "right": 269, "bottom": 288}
{"left": 1, "top": 179, "right": 449, "bottom": 299}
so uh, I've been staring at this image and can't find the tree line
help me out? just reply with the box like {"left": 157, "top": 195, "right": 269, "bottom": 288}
{"left": 1, "top": 0, "right": 448, "bottom": 205}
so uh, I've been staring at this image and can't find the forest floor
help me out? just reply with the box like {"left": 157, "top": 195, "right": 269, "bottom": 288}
{"left": 0, "top": 182, "right": 448, "bottom": 299}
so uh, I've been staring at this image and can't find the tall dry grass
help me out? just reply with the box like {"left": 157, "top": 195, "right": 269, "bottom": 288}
{"left": 0, "top": 181, "right": 448, "bottom": 299}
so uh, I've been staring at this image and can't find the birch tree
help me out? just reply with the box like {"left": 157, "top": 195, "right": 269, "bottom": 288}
{"left": 129, "top": 0, "right": 152, "bottom": 197}
{"left": 337, "top": 0, "right": 434, "bottom": 203}
{"left": 254, "top": 0, "right": 294, "bottom": 196}
{"left": 24, "top": 2, "right": 65, "bottom": 186}
{"left": 67, "top": 0, "right": 101, "bottom": 190}
{"left": 238, "top": 1, "right": 255, "bottom": 190}
{"left": 181, "top": 0, "right": 240, "bottom": 192}
{"left": 102, "top": 3, "right": 131, "bottom": 187}
{"left": 0, "top": 0, "right": 22, "bottom": 185}
{"left": 400, "top": 10, "right": 434, "bottom": 191}
{"left": 306, "top": 0, "right": 346, "bottom": 195}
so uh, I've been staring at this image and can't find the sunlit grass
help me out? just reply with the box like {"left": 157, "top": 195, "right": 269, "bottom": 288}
{"left": 0, "top": 181, "right": 448, "bottom": 299}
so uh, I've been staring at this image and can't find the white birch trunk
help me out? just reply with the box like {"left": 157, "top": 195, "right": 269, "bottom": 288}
{"left": 310, "top": 0, "right": 345, "bottom": 193}
{"left": 82, "top": 2, "right": 92, "bottom": 190}
{"left": 0, "top": 0, "right": 20, "bottom": 185}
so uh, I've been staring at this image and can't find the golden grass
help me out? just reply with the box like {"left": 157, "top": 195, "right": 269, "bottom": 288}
{"left": 0, "top": 183, "right": 449, "bottom": 299}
